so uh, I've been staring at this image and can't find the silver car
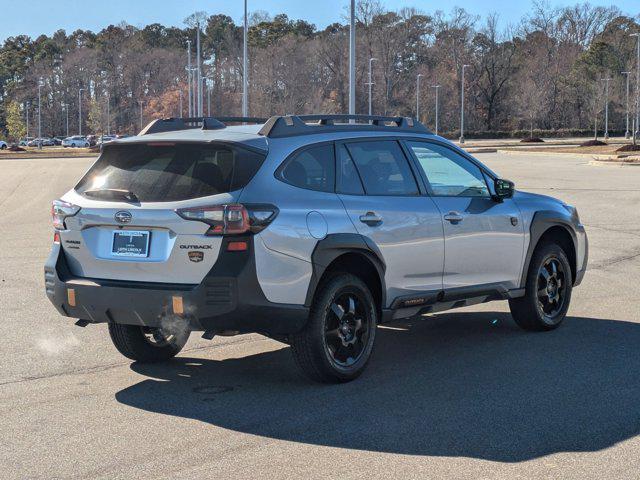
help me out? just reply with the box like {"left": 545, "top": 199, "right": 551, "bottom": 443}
{"left": 62, "top": 136, "right": 90, "bottom": 148}
{"left": 45, "top": 115, "right": 588, "bottom": 383}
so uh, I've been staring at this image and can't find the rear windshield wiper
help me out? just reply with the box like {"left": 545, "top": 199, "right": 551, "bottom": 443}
{"left": 83, "top": 188, "right": 139, "bottom": 203}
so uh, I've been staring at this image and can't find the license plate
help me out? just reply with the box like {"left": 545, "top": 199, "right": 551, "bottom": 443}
{"left": 111, "top": 230, "right": 150, "bottom": 257}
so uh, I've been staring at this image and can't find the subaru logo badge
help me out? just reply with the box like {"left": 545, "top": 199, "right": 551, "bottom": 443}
{"left": 114, "top": 211, "right": 132, "bottom": 224}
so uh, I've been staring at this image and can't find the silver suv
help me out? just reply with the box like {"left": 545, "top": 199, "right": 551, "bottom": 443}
{"left": 45, "top": 115, "right": 588, "bottom": 383}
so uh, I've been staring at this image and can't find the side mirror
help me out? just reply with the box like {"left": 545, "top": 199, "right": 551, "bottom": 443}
{"left": 494, "top": 178, "right": 515, "bottom": 200}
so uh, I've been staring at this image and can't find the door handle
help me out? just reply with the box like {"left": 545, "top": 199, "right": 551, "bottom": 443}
{"left": 359, "top": 212, "right": 383, "bottom": 226}
{"left": 444, "top": 211, "right": 464, "bottom": 224}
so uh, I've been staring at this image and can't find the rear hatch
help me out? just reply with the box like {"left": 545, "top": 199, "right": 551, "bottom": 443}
{"left": 59, "top": 141, "right": 266, "bottom": 284}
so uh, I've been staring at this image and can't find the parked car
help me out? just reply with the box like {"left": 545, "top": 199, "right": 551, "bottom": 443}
{"left": 45, "top": 114, "right": 588, "bottom": 383}
{"left": 19, "top": 137, "right": 34, "bottom": 146}
{"left": 27, "top": 137, "right": 54, "bottom": 147}
{"left": 96, "top": 135, "right": 116, "bottom": 146}
{"left": 85, "top": 135, "right": 98, "bottom": 146}
{"left": 53, "top": 136, "right": 66, "bottom": 146}
{"left": 0, "top": 140, "right": 7, "bottom": 150}
{"left": 62, "top": 136, "right": 90, "bottom": 148}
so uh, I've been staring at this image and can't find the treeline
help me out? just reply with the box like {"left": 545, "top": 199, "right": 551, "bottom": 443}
{"left": 0, "top": 0, "right": 639, "bottom": 139}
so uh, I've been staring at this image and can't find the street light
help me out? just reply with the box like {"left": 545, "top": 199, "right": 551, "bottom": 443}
{"left": 25, "top": 101, "right": 29, "bottom": 139}
{"left": 179, "top": 90, "right": 183, "bottom": 118}
{"left": 366, "top": 58, "right": 377, "bottom": 116}
{"left": 242, "top": 0, "right": 249, "bottom": 117}
{"left": 37, "top": 77, "right": 43, "bottom": 149}
{"left": 196, "top": 20, "right": 202, "bottom": 117}
{"left": 105, "top": 92, "right": 110, "bottom": 136}
{"left": 62, "top": 103, "right": 69, "bottom": 137}
{"left": 432, "top": 85, "right": 441, "bottom": 136}
{"left": 138, "top": 100, "right": 144, "bottom": 131}
{"left": 460, "top": 64, "right": 469, "bottom": 144}
{"left": 186, "top": 40, "right": 192, "bottom": 117}
{"left": 78, "top": 88, "right": 84, "bottom": 136}
{"left": 631, "top": 33, "right": 640, "bottom": 144}
{"left": 623, "top": 71, "right": 631, "bottom": 139}
{"left": 601, "top": 77, "right": 611, "bottom": 140}
{"left": 349, "top": 0, "right": 356, "bottom": 116}
{"left": 416, "top": 74, "right": 424, "bottom": 122}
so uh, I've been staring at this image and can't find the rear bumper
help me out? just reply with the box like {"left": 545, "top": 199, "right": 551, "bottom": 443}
{"left": 44, "top": 237, "right": 309, "bottom": 336}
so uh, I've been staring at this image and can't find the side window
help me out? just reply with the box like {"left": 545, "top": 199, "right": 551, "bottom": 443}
{"left": 281, "top": 144, "right": 335, "bottom": 192}
{"left": 336, "top": 145, "right": 365, "bottom": 195}
{"left": 406, "top": 141, "right": 490, "bottom": 198}
{"left": 345, "top": 141, "right": 419, "bottom": 196}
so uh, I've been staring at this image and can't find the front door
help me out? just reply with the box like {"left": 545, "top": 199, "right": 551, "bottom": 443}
{"left": 404, "top": 140, "right": 525, "bottom": 291}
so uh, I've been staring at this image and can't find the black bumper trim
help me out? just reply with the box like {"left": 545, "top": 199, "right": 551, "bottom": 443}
{"left": 44, "top": 237, "right": 309, "bottom": 336}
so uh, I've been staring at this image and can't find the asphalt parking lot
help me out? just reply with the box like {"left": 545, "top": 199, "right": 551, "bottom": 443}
{"left": 1, "top": 152, "right": 639, "bottom": 479}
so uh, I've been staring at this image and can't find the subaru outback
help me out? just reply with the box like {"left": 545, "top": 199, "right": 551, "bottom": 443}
{"left": 45, "top": 115, "right": 588, "bottom": 383}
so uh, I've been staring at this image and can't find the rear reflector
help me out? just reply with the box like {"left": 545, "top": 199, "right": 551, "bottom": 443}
{"left": 227, "top": 241, "right": 248, "bottom": 252}
{"left": 172, "top": 296, "right": 184, "bottom": 315}
{"left": 53, "top": 232, "right": 61, "bottom": 244}
{"left": 67, "top": 289, "right": 76, "bottom": 307}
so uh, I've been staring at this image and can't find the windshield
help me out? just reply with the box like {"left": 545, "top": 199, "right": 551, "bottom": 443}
{"left": 75, "top": 142, "right": 266, "bottom": 202}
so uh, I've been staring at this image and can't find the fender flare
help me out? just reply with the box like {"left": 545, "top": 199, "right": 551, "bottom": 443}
{"left": 304, "top": 233, "right": 386, "bottom": 307}
{"left": 520, "top": 210, "right": 579, "bottom": 288}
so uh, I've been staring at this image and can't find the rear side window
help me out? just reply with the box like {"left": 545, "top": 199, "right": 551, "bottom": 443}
{"left": 281, "top": 144, "right": 335, "bottom": 192}
{"left": 75, "top": 143, "right": 266, "bottom": 202}
{"left": 345, "top": 141, "right": 419, "bottom": 196}
{"left": 336, "top": 145, "right": 365, "bottom": 195}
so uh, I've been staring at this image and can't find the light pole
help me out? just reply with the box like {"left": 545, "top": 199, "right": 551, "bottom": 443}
{"left": 179, "top": 90, "right": 183, "bottom": 118}
{"left": 186, "top": 40, "right": 192, "bottom": 117}
{"left": 366, "top": 57, "right": 377, "bottom": 116}
{"left": 37, "top": 77, "right": 43, "bottom": 149}
{"left": 631, "top": 33, "right": 640, "bottom": 144}
{"left": 242, "top": 0, "right": 248, "bottom": 117}
{"left": 460, "top": 64, "right": 469, "bottom": 144}
{"left": 78, "top": 88, "right": 84, "bottom": 136}
{"left": 105, "top": 92, "right": 110, "bottom": 136}
{"left": 623, "top": 71, "right": 631, "bottom": 139}
{"left": 349, "top": 0, "right": 356, "bottom": 116}
{"left": 196, "top": 20, "right": 202, "bottom": 117}
{"left": 206, "top": 79, "right": 211, "bottom": 117}
{"left": 432, "top": 84, "right": 441, "bottom": 135}
{"left": 62, "top": 103, "right": 69, "bottom": 137}
{"left": 601, "top": 77, "right": 611, "bottom": 140}
{"left": 138, "top": 100, "right": 144, "bottom": 131}
{"left": 416, "top": 74, "right": 423, "bottom": 122}
{"left": 25, "top": 101, "right": 29, "bottom": 139}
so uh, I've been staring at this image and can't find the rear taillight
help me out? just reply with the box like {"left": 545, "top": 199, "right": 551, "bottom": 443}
{"left": 52, "top": 199, "right": 81, "bottom": 230}
{"left": 53, "top": 232, "right": 61, "bottom": 244}
{"left": 175, "top": 204, "right": 278, "bottom": 236}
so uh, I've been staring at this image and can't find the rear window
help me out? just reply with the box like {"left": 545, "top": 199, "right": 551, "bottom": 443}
{"left": 76, "top": 142, "right": 266, "bottom": 202}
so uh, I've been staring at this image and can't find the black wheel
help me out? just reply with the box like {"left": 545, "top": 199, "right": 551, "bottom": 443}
{"left": 290, "top": 274, "right": 377, "bottom": 383}
{"left": 509, "top": 242, "right": 572, "bottom": 331}
{"left": 0, "top": 144, "right": 6, "bottom": 150}
{"left": 108, "top": 322, "right": 190, "bottom": 363}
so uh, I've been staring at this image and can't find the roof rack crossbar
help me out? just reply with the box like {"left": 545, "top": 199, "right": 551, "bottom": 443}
{"left": 138, "top": 116, "right": 268, "bottom": 136}
{"left": 257, "top": 114, "right": 430, "bottom": 138}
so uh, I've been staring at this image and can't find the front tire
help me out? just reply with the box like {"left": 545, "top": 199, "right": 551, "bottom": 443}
{"left": 509, "top": 242, "right": 573, "bottom": 331}
{"left": 290, "top": 274, "right": 377, "bottom": 383}
{"left": 108, "top": 323, "right": 190, "bottom": 363}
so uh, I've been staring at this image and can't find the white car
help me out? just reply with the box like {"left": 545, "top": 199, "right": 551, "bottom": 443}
{"left": 62, "top": 136, "right": 90, "bottom": 148}
{"left": 0, "top": 140, "right": 7, "bottom": 150}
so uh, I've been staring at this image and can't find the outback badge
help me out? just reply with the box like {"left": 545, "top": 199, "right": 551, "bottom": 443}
{"left": 188, "top": 251, "right": 204, "bottom": 263}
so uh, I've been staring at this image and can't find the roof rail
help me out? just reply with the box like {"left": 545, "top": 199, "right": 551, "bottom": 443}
{"left": 138, "top": 117, "right": 268, "bottom": 136}
{"left": 258, "top": 114, "right": 431, "bottom": 138}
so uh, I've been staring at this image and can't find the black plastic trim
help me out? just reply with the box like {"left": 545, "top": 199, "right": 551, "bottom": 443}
{"left": 45, "top": 237, "right": 309, "bottom": 336}
{"left": 305, "top": 233, "right": 386, "bottom": 308}
{"left": 520, "top": 211, "right": 580, "bottom": 288}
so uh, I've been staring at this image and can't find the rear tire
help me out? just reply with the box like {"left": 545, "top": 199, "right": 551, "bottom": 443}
{"left": 509, "top": 242, "right": 573, "bottom": 331}
{"left": 108, "top": 323, "right": 190, "bottom": 363}
{"left": 290, "top": 274, "right": 377, "bottom": 383}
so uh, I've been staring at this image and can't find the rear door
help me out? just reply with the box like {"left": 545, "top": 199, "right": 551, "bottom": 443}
{"left": 61, "top": 141, "right": 265, "bottom": 284}
{"left": 404, "top": 140, "right": 524, "bottom": 290}
{"left": 336, "top": 139, "right": 444, "bottom": 305}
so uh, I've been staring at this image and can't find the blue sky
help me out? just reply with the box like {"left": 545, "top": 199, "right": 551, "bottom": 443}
{"left": 0, "top": 0, "right": 637, "bottom": 41}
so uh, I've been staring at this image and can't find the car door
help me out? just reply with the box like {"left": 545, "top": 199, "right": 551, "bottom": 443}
{"left": 404, "top": 140, "right": 525, "bottom": 291}
{"left": 336, "top": 139, "right": 444, "bottom": 305}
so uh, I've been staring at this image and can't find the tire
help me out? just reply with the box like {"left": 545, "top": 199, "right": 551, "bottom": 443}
{"left": 509, "top": 242, "right": 573, "bottom": 331}
{"left": 0, "top": 144, "right": 6, "bottom": 150}
{"left": 108, "top": 322, "right": 190, "bottom": 363}
{"left": 290, "top": 274, "right": 378, "bottom": 383}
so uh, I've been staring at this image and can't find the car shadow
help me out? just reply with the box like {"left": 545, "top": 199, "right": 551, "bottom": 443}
{"left": 115, "top": 312, "right": 640, "bottom": 462}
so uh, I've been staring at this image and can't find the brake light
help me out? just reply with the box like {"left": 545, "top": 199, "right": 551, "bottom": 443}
{"left": 52, "top": 200, "right": 81, "bottom": 230}
{"left": 175, "top": 204, "right": 278, "bottom": 236}
{"left": 53, "top": 232, "right": 61, "bottom": 244}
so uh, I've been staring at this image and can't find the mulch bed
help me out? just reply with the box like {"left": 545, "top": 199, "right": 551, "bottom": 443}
{"left": 580, "top": 139, "right": 608, "bottom": 147}
{"left": 616, "top": 144, "right": 640, "bottom": 152}
{"left": 520, "top": 137, "right": 544, "bottom": 143}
